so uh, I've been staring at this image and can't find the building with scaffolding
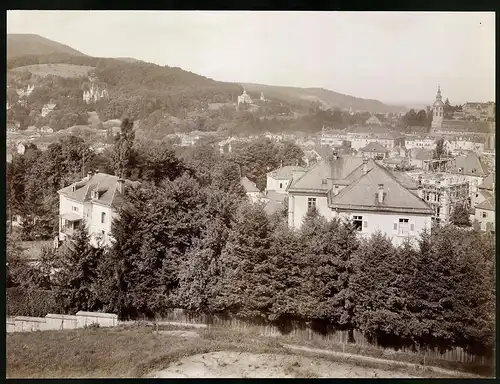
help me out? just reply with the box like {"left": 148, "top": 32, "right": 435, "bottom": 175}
{"left": 413, "top": 172, "right": 470, "bottom": 223}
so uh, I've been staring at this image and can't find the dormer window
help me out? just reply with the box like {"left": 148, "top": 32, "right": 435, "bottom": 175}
{"left": 458, "top": 168, "right": 463, "bottom": 173}
{"left": 92, "top": 190, "right": 99, "bottom": 199}
{"left": 471, "top": 169, "right": 476, "bottom": 173}
{"left": 71, "top": 185, "right": 76, "bottom": 192}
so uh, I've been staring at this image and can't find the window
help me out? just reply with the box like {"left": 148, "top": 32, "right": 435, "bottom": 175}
{"left": 307, "top": 198, "right": 316, "bottom": 212}
{"left": 280, "top": 183, "right": 283, "bottom": 189}
{"left": 101, "top": 212, "right": 106, "bottom": 224}
{"left": 482, "top": 211, "right": 487, "bottom": 219}
{"left": 101, "top": 230, "right": 106, "bottom": 243}
{"left": 353, "top": 215, "right": 363, "bottom": 231}
{"left": 398, "top": 218, "right": 409, "bottom": 236}
{"left": 71, "top": 206, "right": 79, "bottom": 212}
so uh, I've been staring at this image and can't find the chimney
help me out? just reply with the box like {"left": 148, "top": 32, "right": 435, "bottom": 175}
{"left": 378, "top": 184, "right": 384, "bottom": 203}
{"left": 117, "top": 179, "right": 125, "bottom": 194}
{"left": 363, "top": 158, "right": 368, "bottom": 175}
{"left": 87, "top": 170, "right": 93, "bottom": 180}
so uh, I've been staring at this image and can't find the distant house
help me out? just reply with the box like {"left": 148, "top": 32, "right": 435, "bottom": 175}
{"left": 448, "top": 151, "right": 490, "bottom": 194}
{"left": 7, "top": 121, "right": 20, "bottom": 132}
{"left": 287, "top": 156, "right": 433, "bottom": 246}
{"left": 240, "top": 177, "right": 262, "bottom": 203}
{"left": 266, "top": 165, "right": 308, "bottom": 194}
{"left": 237, "top": 90, "right": 252, "bottom": 105}
{"left": 365, "top": 115, "right": 383, "bottom": 126}
{"left": 41, "top": 103, "right": 57, "bottom": 118}
{"left": 474, "top": 198, "right": 495, "bottom": 232}
{"left": 17, "top": 142, "right": 26, "bottom": 155}
{"left": 40, "top": 126, "right": 54, "bottom": 134}
{"left": 383, "top": 157, "right": 409, "bottom": 170}
{"left": 471, "top": 172, "right": 494, "bottom": 209}
{"left": 359, "top": 142, "right": 389, "bottom": 160}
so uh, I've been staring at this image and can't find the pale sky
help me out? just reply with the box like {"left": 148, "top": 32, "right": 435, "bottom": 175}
{"left": 7, "top": 11, "right": 496, "bottom": 105}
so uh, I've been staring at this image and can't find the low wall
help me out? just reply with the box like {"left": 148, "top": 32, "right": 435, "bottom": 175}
{"left": 6, "top": 311, "right": 118, "bottom": 333}
{"left": 76, "top": 311, "right": 118, "bottom": 328}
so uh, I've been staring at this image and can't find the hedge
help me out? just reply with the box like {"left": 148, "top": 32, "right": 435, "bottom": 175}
{"left": 7, "top": 287, "right": 62, "bottom": 317}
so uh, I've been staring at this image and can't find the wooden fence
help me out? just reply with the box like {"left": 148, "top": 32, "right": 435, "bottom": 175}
{"left": 157, "top": 308, "right": 491, "bottom": 366}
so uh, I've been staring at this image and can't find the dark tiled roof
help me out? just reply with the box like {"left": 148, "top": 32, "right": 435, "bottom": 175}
{"left": 360, "top": 142, "right": 389, "bottom": 153}
{"left": 288, "top": 157, "right": 376, "bottom": 193}
{"left": 451, "top": 152, "right": 490, "bottom": 176}
{"left": 328, "top": 163, "right": 432, "bottom": 214}
{"left": 57, "top": 173, "right": 138, "bottom": 207}
{"left": 267, "top": 165, "right": 307, "bottom": 181}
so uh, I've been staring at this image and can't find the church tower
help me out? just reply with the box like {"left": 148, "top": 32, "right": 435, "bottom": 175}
{"left": 431, "top": 85, "right": 444, "bottom": 131}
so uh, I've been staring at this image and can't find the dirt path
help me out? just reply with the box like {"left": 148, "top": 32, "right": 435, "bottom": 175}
{"left": 147, "top": 351, "right": 422, "bottom": 378}
{"left": 283, "top": 344, "right": 481, "bottom": 378}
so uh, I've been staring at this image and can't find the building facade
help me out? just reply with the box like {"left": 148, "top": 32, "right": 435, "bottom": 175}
{"left": 415, "top": 173, "right": 470, "bottom": 223}
{"left": 287, "top": 155, "right": 433, "bottom": 246}
{"left": 57, "top": 172, "right": 138, "bottom": 247}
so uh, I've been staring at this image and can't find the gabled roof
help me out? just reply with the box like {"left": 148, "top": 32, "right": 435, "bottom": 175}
{"left": 267, "top": 165, "right": 307, "bottom": 181}
{"left": 288, "top": 157, "right": 376, "bottom": 193}
{"left": 475, "top": 197, "right": 495, "bottom": 211}
{"left": 360, "top": 142, "right": 389, "bottom": 153}
{"left": 328, "top": 163, "right": 433, "bottom": 214}
{"left": 240, "top": 176, "right": 260, "bottom": 193}
{"left": 452, "top": 152, "right": 490, "bottom": 176}
{"left": 478, "top": 173, "right": 495, "bottom": 190}
{"left": 58, "top": 173, "right": 138, "bottom": 207}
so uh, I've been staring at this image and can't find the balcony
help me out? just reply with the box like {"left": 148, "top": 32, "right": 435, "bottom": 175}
{"left": 59, "top": 213, "right": 83, "bottom": 241}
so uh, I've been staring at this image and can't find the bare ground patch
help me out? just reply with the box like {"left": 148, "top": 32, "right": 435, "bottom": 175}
{"left": 147, "top": 351, "right": 422, "bottom": 378}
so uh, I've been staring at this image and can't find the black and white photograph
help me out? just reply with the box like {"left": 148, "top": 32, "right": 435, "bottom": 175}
{"left": 5, "top": 10, "right": 496, "bottom": 378}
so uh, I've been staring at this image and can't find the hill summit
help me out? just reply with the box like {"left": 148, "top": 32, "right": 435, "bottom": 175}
{"left": 7, "top": 34, "right": 86, "bottom": 58}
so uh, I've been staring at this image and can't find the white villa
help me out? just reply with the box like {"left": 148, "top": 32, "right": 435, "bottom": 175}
{"left": 286, "top": 155, "right": 434, "bottom": 246}
{"left": 237, "top": 90, "right": 253, "bottom": 105}
{"left": 57, "top": 172, "right": 138, "bottom": 247}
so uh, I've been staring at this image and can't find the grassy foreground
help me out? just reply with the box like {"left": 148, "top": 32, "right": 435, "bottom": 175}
{"left": 5, "top": 324, "right": 484, "bottom": 378}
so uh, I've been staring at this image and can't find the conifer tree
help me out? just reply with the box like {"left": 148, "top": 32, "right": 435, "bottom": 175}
{"left": 53, "top": 227, "right": 103, "bottom": 314}
{"left": 217, "top": 203, "right": 275, "bottom": 321}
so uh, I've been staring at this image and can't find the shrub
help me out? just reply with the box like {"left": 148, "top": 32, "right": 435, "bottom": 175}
{"left": 7, "top": 287, "right": 62, "bottom": 317}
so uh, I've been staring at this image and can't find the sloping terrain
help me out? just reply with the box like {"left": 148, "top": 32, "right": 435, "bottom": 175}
{"left": 10, "top": 63, "right": 94, "bottom": 78}
{"left": 7, "top": 34, "right": 86, "bottom": 58}
{"left": 240, "top": 83, "right": 406, "bottom": 113}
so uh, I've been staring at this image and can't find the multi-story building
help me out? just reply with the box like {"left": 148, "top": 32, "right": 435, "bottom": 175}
{"left": 57, "top": 172, "right": 138, "bottom": 247}
{"left": 414, "top": 172, "right": 470, "bottom": 224}
{"left": 463, "top": 101, "right": 495, "bottom": 121}
{"left": 286, "top": 155, "right": 433, "bottom": 246}
{"left": 447, "top": 151, "right": 490, "bottom": 194}
{"left": 404, "top": 135, "right": 436, "bottom": 150}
